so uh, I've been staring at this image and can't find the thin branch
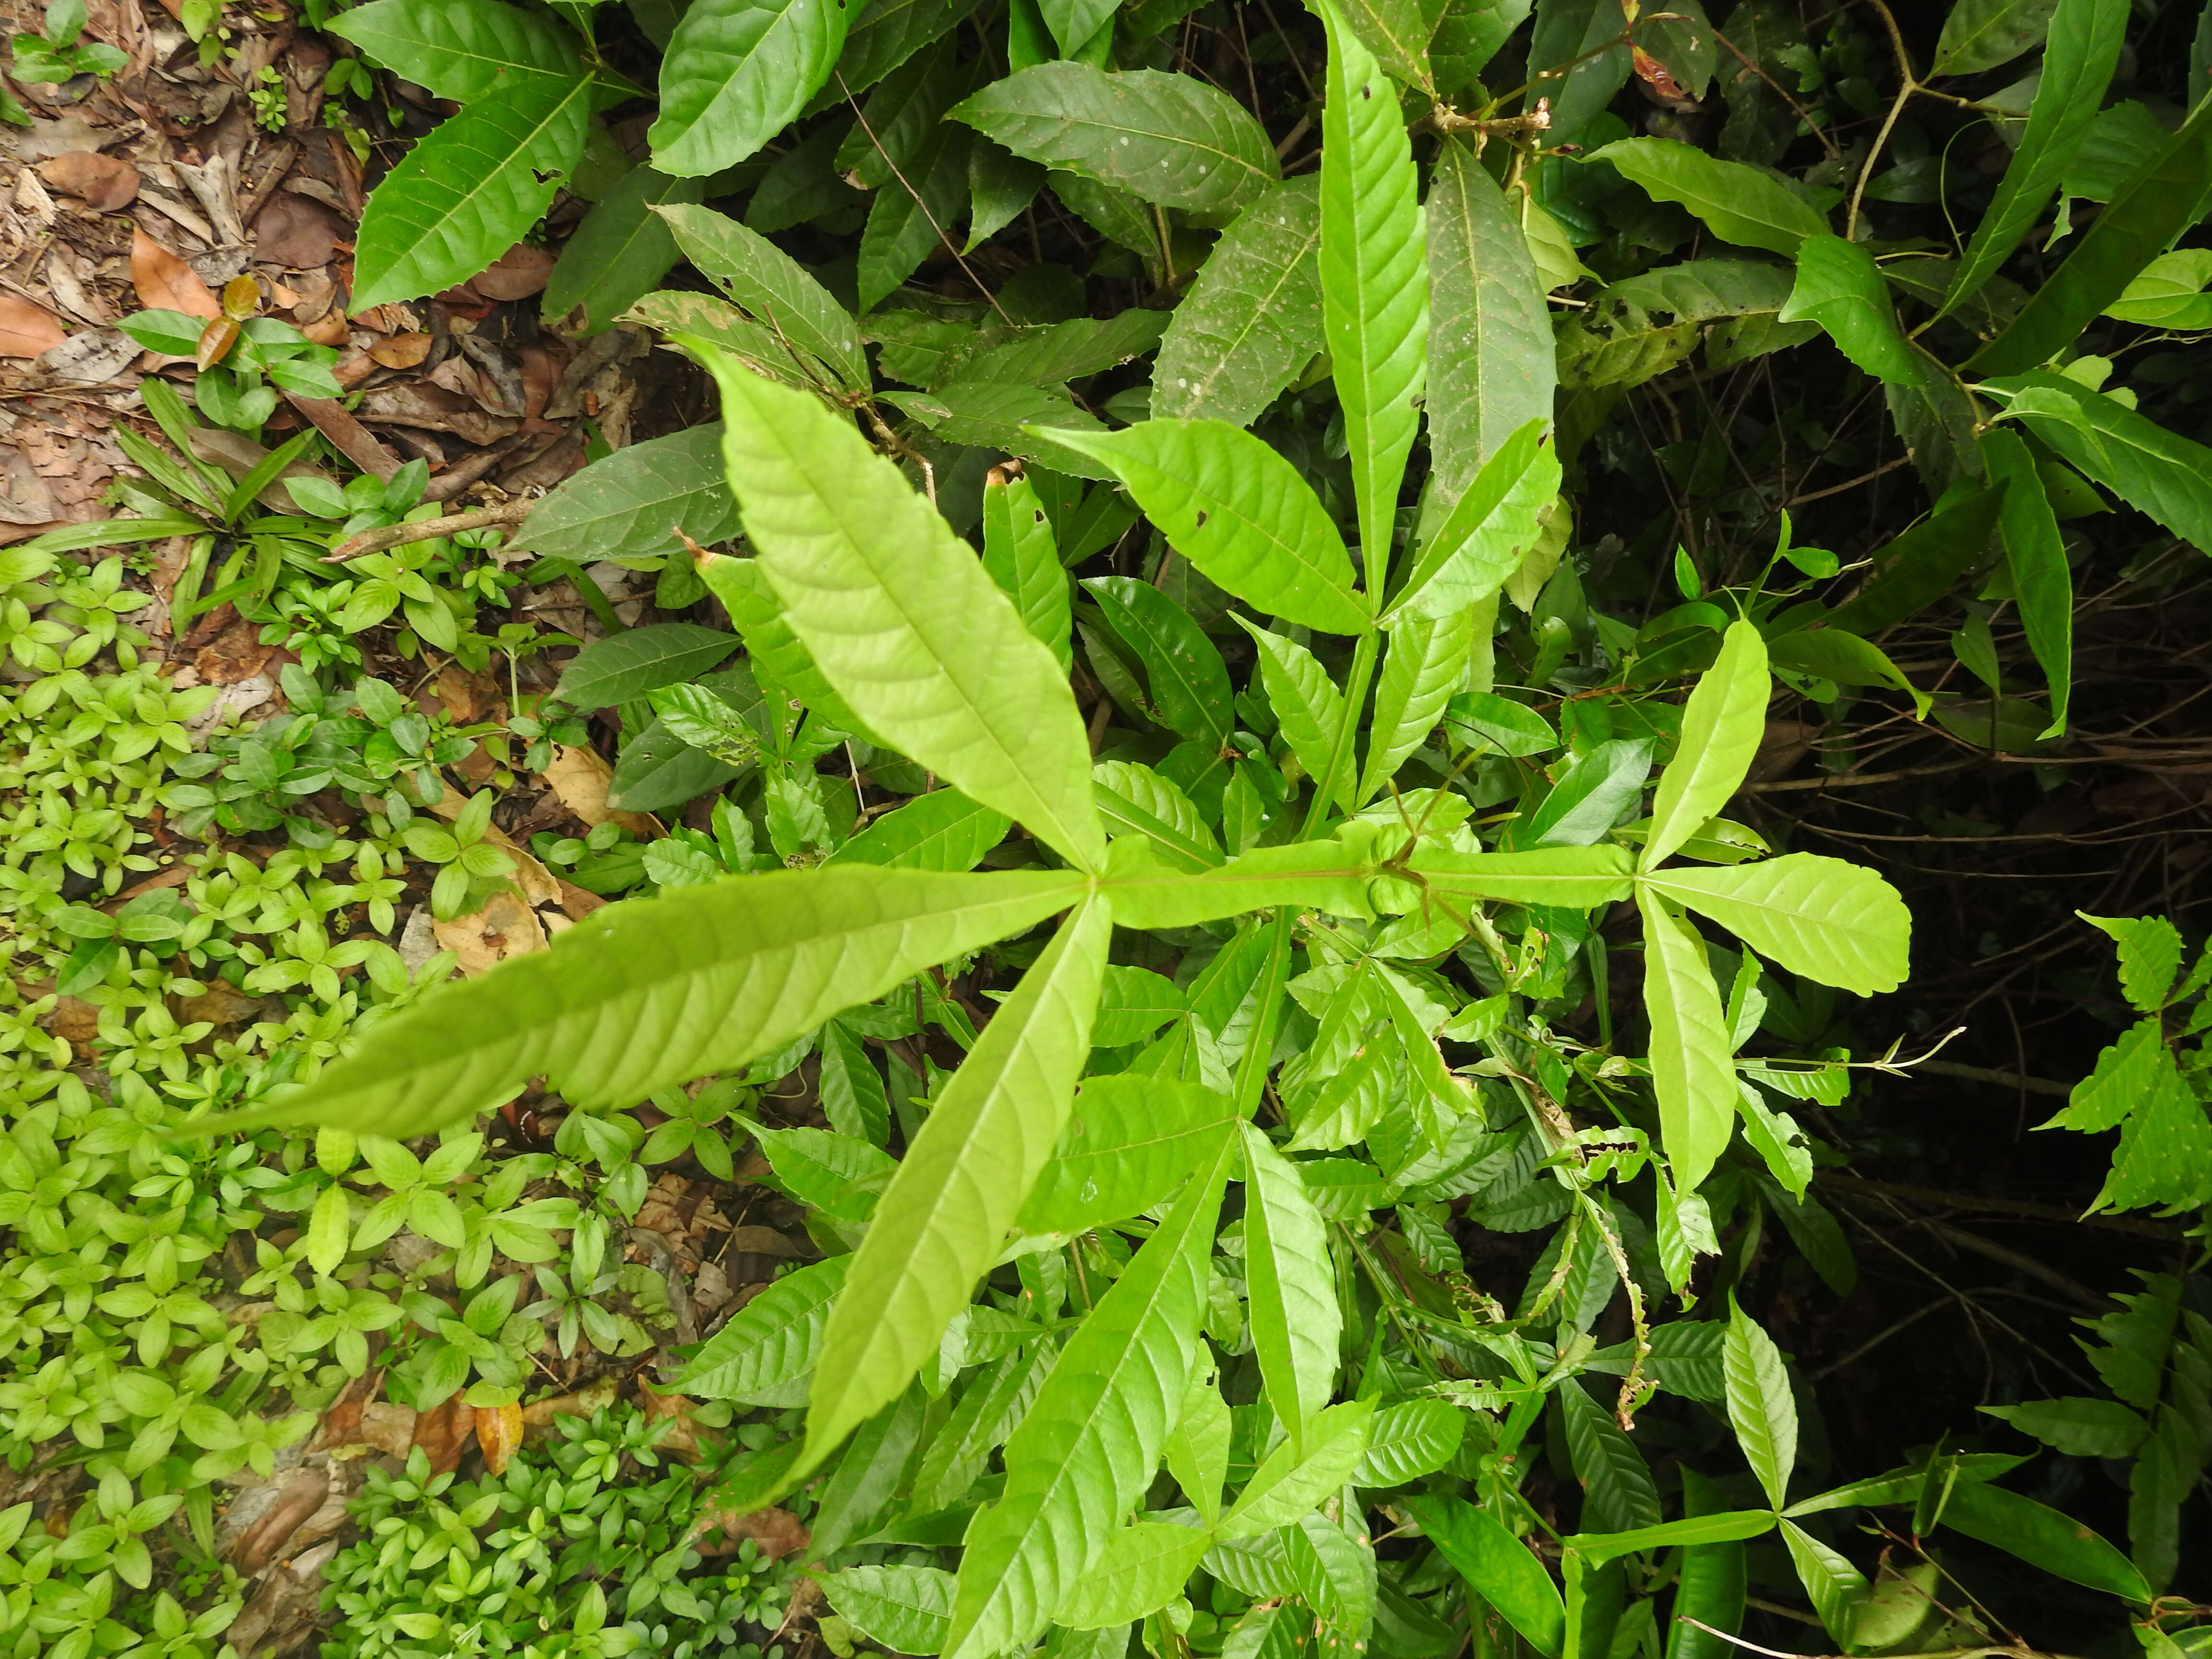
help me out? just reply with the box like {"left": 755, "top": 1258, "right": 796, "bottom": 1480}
{"left": 325, "top": 501, "right": 534, "bottom": 563}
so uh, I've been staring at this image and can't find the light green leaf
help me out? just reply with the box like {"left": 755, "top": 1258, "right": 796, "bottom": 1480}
{"left": 1567, "top": 1510, "right": 1775, "bottom": 1568}
{"left": 1093, "top": 964, "right": 1188, "bottom": 1047}
{"left": 1766, "top": 628, "right": 1929, "bottom": 719}
{"left": 984, "top": 470, "right": 1071, "bottom": 671}
{"left": 304, "top": 1183, "right": 349, "bottom": 1277}
{"left": 1054, "top": 1522, "right": 1214, "bottom": 1629}
{"left": 749, "top": 1123, "right": 897, "bottom": 1222}
{"left": 1240, "top": 1123, "right": 1341, "bottom": 1443}
{"left": 1094, "top": 760, "right": 1224, "bottom": 870}
{"left": 828, "top": 789, "right": 1010, "bottom": 873}
{"left": 944, "top": 1135, "right": 1235, "bottom": 1659}
{"left": 200, "top": 868, "right": 1082, "bottom": 1137}
{"left": 1393, "top": 418, "right": 1554, "bottom": 625}
{"left": 690, "top": 346, "right": 1105, "bottom": 870}
{"left": 910, "top": 1355, "right": 1045, "bottom": 1515}
{"left": 950, "top": 65, "right": 1280, "bottom": 214}
{"left": 514, "top": 426, "right": 739, "bottom": 567}
{"left": 1359, "top": 605, "right": 1478, "bottom": 803}
{"left": 1019, "top": 1076, "right": 1238, "bottom": 1234}
{"left": 808, "top": 899, "right": 1109, "bottom": 1464}
{"left": 1723, "top": 1298, "right": 1798, "bottom": 1509}
{"left": 1348, "top": 1398, "right": 1464, "bottom": 1486}
{"left": 1644, "top": 854, "right": 1911, "bottom": 996}
{"left": 1318, "top": 0, "right": 1428, "bottom": 587}
{"left": 649, "top": 0, "right": 854, "bottom": 175}
{"left": 351, "top": 74, "right": 594, "bottom": 310}
{"left": 1218, "top": 1400, "right": 1374, "bottom": 1540}
{"left": 2101, "top": 247, "right": 2212, "bottom": 329}
{"left": 1085, "top": 575, "right": 1235, "bottom": 749}
{"left": 1337, "top": 0, "right": 1438, "bottom": 89}
{"left": 1425, "top": 136, "right": 1556, "bottom": 493}
{"left": 658, "top": 204, "right": 869, "bottom": 390}
{"left": 1236, "top": 621, "right": 1351, "bottom": 809}
{"left": 924, "top": 383, "right": 1111, "bottom": 477}
{"left": 1974, "top": 95, "right": 2212, "bottom": 374}
{"left": 1942, "top": 0, "right": 2127, "bottom": 315}
{"left": 1778, "top": 235, "right": 1918, "bottom": 385}
{"left": 1165, "top": 1375, "right": 1233, "bottom": 1524}
{"left": 695, "top": 553, "right": 873, "bottom": 739}
{"left": 1586, "top": 138, "right": 1826, "bottom": 257}
{"left": 1101, "top": 832, "right": 1384, "bottom": 930}
{"left": 1981, "top": 1396, "right": 2150, "bottom": 1458}
{"left": 1779, "top": 1519, "right": 1868, "bottom": 1645}
{"left": 331, "top": 0, "right": 582, "bottom": 102}
{"left": 1637, "top": 889, "right": 1735, "bottom": 1194}
{"left": 1523, "top": 738, "right": 1651, "bottom": 847}
{"left": 2079, "top": 913, "right": 2184, "bottom": 1011}
{"left": 1933, "top": 0, "right": 2059, "bottom": 74}
{"left": 1051, "top": 421, "right": 1368, "bottom": 635}
{"left": 823, "top": 1565, "right": 957, "bottom": 1656}
{"left": 1155, "top": 179, "right": 1324, "bottom": 427}
{"left": 1403, "top": 1495, "right": 1564, "bottom": 1658}
{"left": 1989, "top": 371, "right": 2212, "bottom": 552}
{"left": 1642, "top": 620, "right": 1769, "bottom": 869}
{"left": 675, "top": 1256, "right": 849, "bottom": 1406}
{"left": 1408, "top": 842, "right": 1636, "bottom": 908}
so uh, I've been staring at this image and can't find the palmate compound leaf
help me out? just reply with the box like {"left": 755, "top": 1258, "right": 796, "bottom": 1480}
{"left": 649, "top": 0, "right": 855, "bottom": 176}
{"left": 1240, "top": 1122, "right": 1340, "bottom": 1442}
{"left": 1317, "top": 0, "right": 1427, "bottom": 587}
{"left": 685, "top": 342, "right": 1106, "bottom": 870}
{"left": 1642, "top": 620, "right": 1769, "bottom": 869}
{"left": 1046, "top": 421, "right": 1370, "bottom": 636}
{"left": 805, "top": 899, "right": 1110, "bottom": 1467}
{"left": 350, "top": 72, "right": 594, "bottom": 309}
{"left": 195, "top": 868, "right": 1088, "bottom": 1138}
{"left": 1643, "top": 855, "right": 1911, "bottom": 996}
{"left": 943, "top": 1134, "right": 1237, "bottom": 1659}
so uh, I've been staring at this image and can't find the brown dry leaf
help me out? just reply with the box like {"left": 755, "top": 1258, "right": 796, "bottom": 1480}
{"left": 370, "top": 332, "right": 432, "bottom": 370}
{"left": 432, "top": 887, "right": 548, "bottom": 977}
{"left": 300, "top": 311, "right": 350, "bottom": 347}
{"left": 228, "top": 1472, "right": 329, "bottom": 1573}
{"left": 476, "top": 1403, "right": 525, "bottom": 1476}
{"left": 0, "top": 298, "right": 68, "bottom": 360}
{"left": 519, "top": 1376, "right": 620, "bottom": 1443}
{"left": 257, "top": 192, "right": 346, "bottom": 269}
{"left": 410, "top": 1397, "right": 478, "bottom": 1476}
{"left": 350, "top": 1402, "right": 418, "bottom": 1460}
{"left": 177, "top": 980, "right": 266, "bottom": 1028}
{"left": 132, "top": 227, "right": 220, "bottom": 318}
{"left": 37, "top": 152, "right": 140, "bottom": 211}
{"left": 699, "top": 1505, "right": 810, "bottom": 1562}
{"left": 431, "top": 664, "right": 497, "bottom": 722}
{"left": 555, "top": 878, "right": 606, "bottom": 921}
{"left": 473, "top": 243, "right": 556, "bottom": 300}
{"left": 542, "top": 744, "right": 656, "bottom": 836}
{"left": 725, "top": 1225, "right": 805, "bottom": 1258}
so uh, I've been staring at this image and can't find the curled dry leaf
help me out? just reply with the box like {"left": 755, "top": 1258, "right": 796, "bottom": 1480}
{"left": 471, "top": 243, "right": 557, "bottom": 301}
{"left": 0, "top": 298, "right": 68, "bottom": 361}
{"left": 370, "top": 331, "right": 433, "bottom": 370}
{"left": 228, "top": 1472, "right": 329, "bottom": 1573}
{"left": 409, "top": 1396, "right": 478, "bottom": 1476}
{"left": 132, "top": 227, "right": 220, "bottom": 319}
{"left": 36, "top": 152, "right": 140, "bottom": 211}
{"left": 476, "top": 1402, "right": 525, "bottom": 1476}
{"left": 432, "top": 886, "right": 549, "bottom": 977}
{"left": 542, "top": 743, "right": 657, "bottom": 836}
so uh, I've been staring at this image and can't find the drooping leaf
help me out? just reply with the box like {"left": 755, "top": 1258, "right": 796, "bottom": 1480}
{"left": 1779, "top": 1519, "right": 1868, "bottom": 1645}
{"left": 1988, "top": 371, "right": 2212, "bottom": 552}
{"left": 674, "top": 1256, "right": 849, "bottom": 1405}
{"left": 949, "top": 65, "right": 1280, "bottom": 214}
{"left": 515, "top": 427, "right": 740, "bottom": 567}
{"left": 542, "top": 166, "right": 703, "bottom": 334}
{"left": 659, "top": 204, "right": 870, "bottom": 390}
{"left": 1155, "top": 179, "right": 1325, "bottom": 427}
{"left": 1974, "top": 96, "right": 2212, "bottom": 374}
{"left": 1050, "top": 421, "right": 1370, "bottom": 635}
{"left": 331, "top": 0, "right": 583, "bottom": 102}
{"left": 203, "top": 869, "right": 1082, "bottom": 1136}
{"left": 1820, "top": 485, "right": 2008, "bottom": 636}
{"left": 1586, "top": 138, "right": 1825, "bottom": 256}
{"left": 954, "top": 310, "right": 1169, "bottom": 387}
{"left": 649, "top": 0, "right": 855, "bottom": 175}
{"left": 1935, "top": 1483, "right": 2152, "bottom": 1602}
{"left": 1019, "top": 1076, "right": 1238, "bottom": 1234}
{"left": 1054, "top": 1522, "right": 1214, "bottom": 1628}
{"left": 625, "top": 289, "right": 849, "bottom": 398}
{"left": 982, "top": 469, "right": 1071, "bottom": 668}
{"left": 1425, "top": 136, "right": 1555, "bottom": 489}
{"left": 1980, "top": 1396, "right": 2150, "bottom": 1458}
{"left": 857, "top": 123, "right": 973, "bottom": 313}
{"left": 920, "top": 381, "right": 1112, "bottom": 476}
{"left": 690, "top": 346, "right": 1106, "bottom": 869}
{"left": 351, "top": 73, "right": 595, "bottom": 310}
{"left": 1982, "top": 429, "right": 2075, "bottom": 736}
{"left": 1637, "top": 890, "right": 1735, "bottom": 1194}
{"left": 1337, "top": 0, "right": 1439, "bottom": 89}
{"left": 1665, "top": 1468, "right": 1751, "bottom": 1659}
{"left": 1359, "top": 605, "right": 1479, "bottom": 803}
{"left": 1933, "top": 0, "right": 2060, "bottom": 74}
{"left": 807, "top": 900, "right": 1109, "bottom": 1463}
{"left": 1165, "top": 1375, "right": 1233, "bottom": 1525}
{"left": 1239, "top": 1123, "right": 1341, "bottom": 1443}
{"left": 1645, "top": 855, "right": 1911, "bottom": 996}
{"left": 1641, "top": 621, "right": 1767, "bottom": 869}
{"left": 1778, "top": 235, "right": 1918, "bottom": 385}
{"left": 1722, "top": 1298, "right": 1798, "bottom": 1509}
{"left": 1318, "top": 0, "right": 1428, "bottom": 586}
{"left": 1403, "top": 1495, "right": 1564, "bottom": 1658}
{"left": 1941, "top": 0, "right": 2128, "bottom": 316}
{"left": 808, "top": 0, "right": 985, "bottom": 110}
{"left": 943, "top": 1136, "right": 1235, "bottom": 1659}
{"left": 1528, "top": 0, "right": 1631, "bottom": 144}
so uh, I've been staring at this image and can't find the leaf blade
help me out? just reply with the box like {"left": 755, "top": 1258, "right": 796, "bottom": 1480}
{"left": 1240, "top": 1123, "right": 1342, "bottom": 1441}
{"left": 1645, "top": 854, "right": 1911, "bottom": 996}
{"left": 1643, "top": 620, "right": 1768, "bottom": 869}
{"left": 649, "top": 0, "right": 855, "bottom": 176}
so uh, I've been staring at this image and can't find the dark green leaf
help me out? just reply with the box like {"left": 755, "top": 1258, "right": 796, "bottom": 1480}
{"left": 514, "top": 426, "right": 740, "bottom": 567}
{"left": 650, "top": 0, "right": 856, "bottom": 176}
{"left": 543, "top": 166, "right": 703, "bottom": 334}
{"left": 554, "top": 623, "right": 737, "bottom": 710}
